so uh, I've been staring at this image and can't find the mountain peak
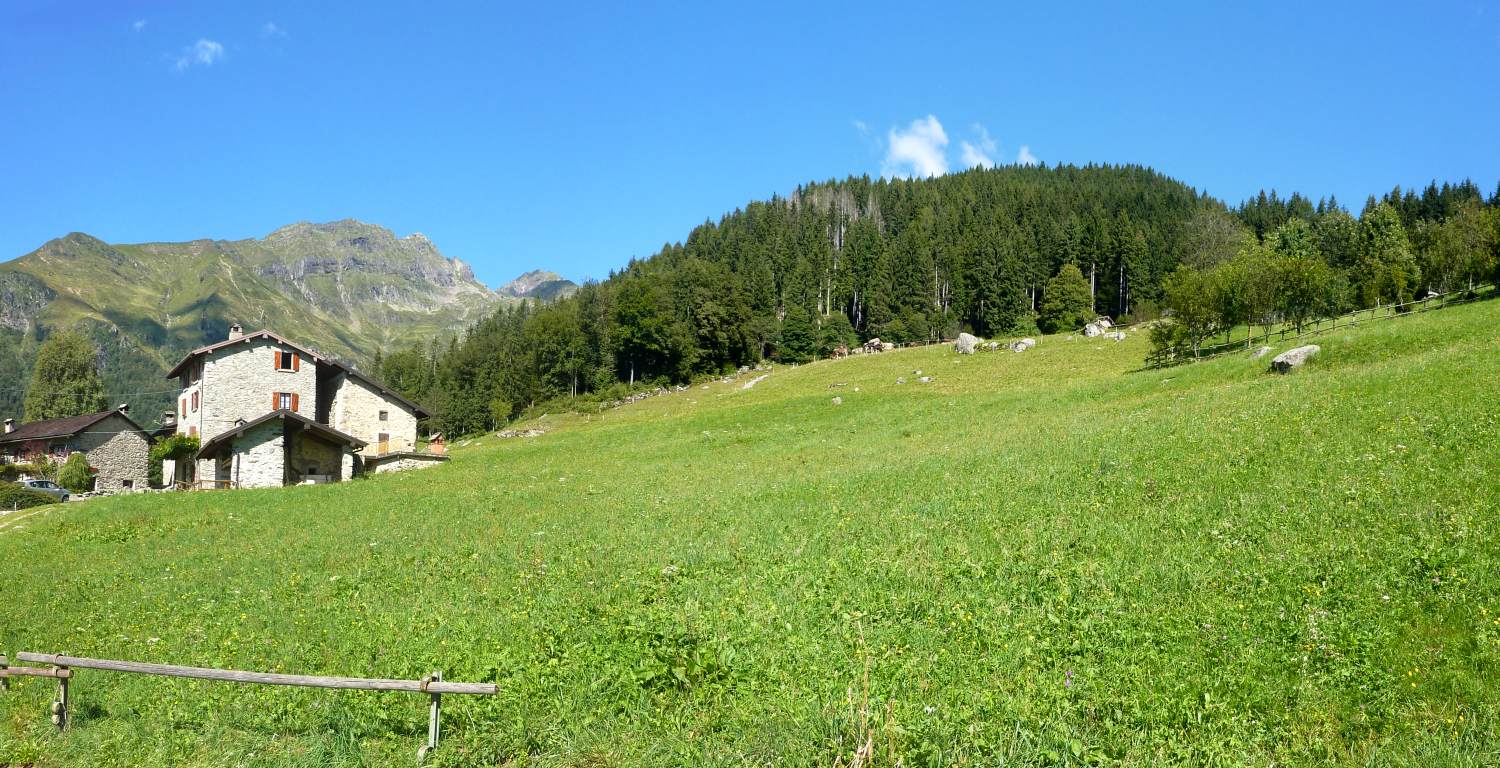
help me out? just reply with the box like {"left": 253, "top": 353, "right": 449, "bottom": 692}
{"left": 498, "top": 269, "right": 578, "bottom": 302}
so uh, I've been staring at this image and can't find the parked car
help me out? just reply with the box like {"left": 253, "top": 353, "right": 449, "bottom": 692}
{"left": 16, "top": 479, "right": 69, "bottom": 502}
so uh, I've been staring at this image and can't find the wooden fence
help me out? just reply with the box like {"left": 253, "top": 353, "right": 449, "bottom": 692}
{"left": 1, "top": 653, "right": 496, "bottom": 763}
{"left": 1146, "top": 286, "right": 1494, "bottom": 368}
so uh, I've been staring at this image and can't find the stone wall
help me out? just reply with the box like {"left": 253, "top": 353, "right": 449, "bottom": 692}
{"left": 75, "top": 413, "right": 150, "bottom": 491}
{"left": 180, "top": 338, "right": 317, "bottom": 443}
{"left": 287, "top": 431, "right": 343, "bottom": 482}
{"left": 331, "top": 374, "right": 418, "bottom": 454}
{"left": 369, "top": 453, "right": 448, "bottom": 473}
{"left": 233, "top": 420, "right": 285, "bottom": 488}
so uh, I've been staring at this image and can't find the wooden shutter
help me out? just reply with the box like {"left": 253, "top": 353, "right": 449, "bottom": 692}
{"left": 291, "top": 353, "right": 300, "bottom": 372}
{"left": 291, "top": 393, "right": 300, "bottom": 412}
{"left": 274, "top": 350, "right": 283, "bottom": 370}
{"left": 180, "top": 398, "right": 186, "bottom": 417}
{"left": 273, "top": 392, "right": 281, "bottom": 411}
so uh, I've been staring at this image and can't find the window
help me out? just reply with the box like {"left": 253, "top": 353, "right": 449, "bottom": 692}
{"left": 191, "top": 391, "right": 199, "bottom": 412}
{"left": 274, "top": 350, "right": 298, "bottom": 372}
{"left": 278, "top": 392, "right": 293, "bottom": 410}
{"left": 122, "top": 480, "right": 134, "bottom": 490}
{"left": 180, "top": 398, "right": 186, "bottom": 418}
{"left": 189, "top": 426, "right": 198, "bottom": 437}
{"left": 378, "top": 410, "right": 389, "bottom": 422}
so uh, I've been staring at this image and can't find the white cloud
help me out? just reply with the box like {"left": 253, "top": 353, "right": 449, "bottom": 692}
{"left": 1016, "top": 145, "right": 1039, "bottom": 166}
{"left": 882, "top": 115, "right": 949, "bottom": 178}
{"left": 132, "top": 19, "right": 147, "bottom": 32}
{"left": 262, "top": 22, "right": 287, "bottom": 38}
{"left": 173, "top": 39, "right": 224, "bottom": 71}
{"left": 959, "top": 124, "right": 997, "bottom": 168}
{"left": 852, "top": 119, "right": 868, "bottom": 134}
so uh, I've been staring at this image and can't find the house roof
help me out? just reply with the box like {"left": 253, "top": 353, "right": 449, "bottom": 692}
{"left": 195, "top": 409, "right": 367, "bottom": 460}
{"left": 165, "top": 328, "right": 429, "bottom": 418}
{"left": 165, "top": 330, "right": 327, "bottom": 379}
{"left": 0, "top": 409, "right": 147, "bottom": 446}
{"left": 319, "top": 359, "right": 430, "bottom": 418}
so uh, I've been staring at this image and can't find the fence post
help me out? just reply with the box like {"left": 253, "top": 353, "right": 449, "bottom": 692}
{"left": 419, "top": 671, "right": 442, "bottom": 763}
{"left": 51, "top": 670, "right": 69, "bottom": 730}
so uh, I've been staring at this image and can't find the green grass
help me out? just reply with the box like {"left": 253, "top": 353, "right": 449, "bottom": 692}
{"left": 2, "top": 300, "right": 1498, "bottom": 766}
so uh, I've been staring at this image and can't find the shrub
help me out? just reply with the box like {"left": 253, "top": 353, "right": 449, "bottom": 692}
{"left": 57, "top": 452, "right": 95, "bottom": 493}
{"left": 0, "top": 483, "right": 57, "bottom": 510}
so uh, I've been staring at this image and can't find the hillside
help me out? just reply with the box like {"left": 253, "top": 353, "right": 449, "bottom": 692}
{"left": 1, "top": 299, "right": 1496, "bottom": 765}
{"left": 0, "top": 221, "right": 554, "bottom": 422}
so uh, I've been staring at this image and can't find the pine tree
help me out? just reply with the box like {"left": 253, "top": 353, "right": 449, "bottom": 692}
{"left": 23, "top": 331, "right": 106, "bottom": 421}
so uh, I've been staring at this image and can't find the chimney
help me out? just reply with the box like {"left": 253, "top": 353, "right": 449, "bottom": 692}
{"left": 3, "top": 418, "right": 13, "bottom": 435}
{"left": 228, "top": 323, "right": 244, "bottom": 340}
{"left": 118, "top": 403, "right": 130, "bottom": 415}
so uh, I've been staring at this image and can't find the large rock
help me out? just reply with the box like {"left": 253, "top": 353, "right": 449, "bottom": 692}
{"left": 1103, "top": 331, "right": 1126, "bottom": 341}
{"left": 1011, "top": 338, "right": 1036, "bottom": 352}
{"left": 955, "top": 332, "right": 980, "bottom": 354}
{"left": 1251, "top": 346, "right": 1273, "bottom": 359}
{"left": 1083, "top": 321, "right": 1107, "bottom": 337}
{"left": 1270, "top": 345, "right": 1319, "bottom": 373}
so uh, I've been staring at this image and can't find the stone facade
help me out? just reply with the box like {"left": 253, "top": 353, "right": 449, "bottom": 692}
{"left": 330, "top": 374, "right": 419, "bottom": 455}
{"left": 168, "top": 327, "right": 429, "bottom": 488}
{"left": 75, "top": 413, "right": 150, "bottom": 491}
{"left": 227, "top": 420, "right": 286, "bottom": 489}
{"left": 287, "top": 431, "right": 343, "bottom": 482}
{"left": 176, "top": 337, "right": 317, "bottom": 444}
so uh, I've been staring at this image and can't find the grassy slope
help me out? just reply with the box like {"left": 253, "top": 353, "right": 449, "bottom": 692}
{"left": 1, "top": 301, "right": 1498, "bottom": 766}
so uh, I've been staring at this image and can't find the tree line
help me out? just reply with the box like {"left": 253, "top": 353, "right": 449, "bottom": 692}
{"left": 377, "top": 167, "right": 1499, "bottom": 437}
{"left": 1152, "top": 183, "right": 1500, "bottom": 358}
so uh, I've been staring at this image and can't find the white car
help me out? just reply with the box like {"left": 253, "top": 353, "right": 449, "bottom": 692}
{"left": 17, "top": 479, "right": 70, "bottom": 502}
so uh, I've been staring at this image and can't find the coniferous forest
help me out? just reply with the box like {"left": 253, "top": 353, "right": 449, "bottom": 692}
{"left": 382, "top": 165, "right": 1500, "bottom": 437}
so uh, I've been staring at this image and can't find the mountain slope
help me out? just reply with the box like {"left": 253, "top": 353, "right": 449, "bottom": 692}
{"left": 0, "top": 221, "right": 535, "bottom": 422}
{"left": 0, "top": 299, "right": 1495, "bottom": 764}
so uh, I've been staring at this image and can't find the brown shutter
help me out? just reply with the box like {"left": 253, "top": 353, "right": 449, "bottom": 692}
{"left": 180, "top": 398, "right": 186, "bottom": 417}
{"left": 273, "top": 392, "right": 281, "bottom": 411}
{"left": 291, "top": 393, "right": 300, "bottom": 412}
{"left": 274, "top": 350, "right": 283, "bottom": 370}
{"left": 292, "top": 353, "right": 300, "bottom": 372}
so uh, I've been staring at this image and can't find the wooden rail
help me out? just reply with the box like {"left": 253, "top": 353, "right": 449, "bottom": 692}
{"left": 4, "top": 652, "right": 496, "bottom": 763}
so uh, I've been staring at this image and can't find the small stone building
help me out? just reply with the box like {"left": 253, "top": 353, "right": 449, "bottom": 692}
{"left": 0, "top": 406, "right": 152, "bottom": 492}
{"left": 163, "top": 324, "right": 445, "bottom": 489}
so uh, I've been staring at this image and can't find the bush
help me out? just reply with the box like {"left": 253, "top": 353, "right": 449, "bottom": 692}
{"left": 0, "top": 483, "right": 58, "bottom": 510}
{"left": 57, "top": 452, "right": 94, "bottom": 493}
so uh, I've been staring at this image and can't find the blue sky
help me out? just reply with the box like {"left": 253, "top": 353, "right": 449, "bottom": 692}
{"left": 2, "top": 1, "right": 1498, "bottom": 286}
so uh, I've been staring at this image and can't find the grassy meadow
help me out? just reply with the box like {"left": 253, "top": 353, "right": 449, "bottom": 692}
{"left": 2, "top": 300, "right": 1499, "bottom": 766}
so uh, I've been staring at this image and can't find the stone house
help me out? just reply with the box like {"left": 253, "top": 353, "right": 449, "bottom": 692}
{"left": 0, "top": 405, "right": 152, "bottom": 492}
{"left": 162, "top": 324, "right": 443, "bottom": 489}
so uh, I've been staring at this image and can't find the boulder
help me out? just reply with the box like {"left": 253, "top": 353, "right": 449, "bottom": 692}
{"left": 1251, "top": 346, "right": 1273, "bottom": 359}
{"left": 1270, "top": 345, "right": 1319, "bottom": 373}
{"left": 881, "top": 342, "right": 895, "bottom": 351}
{"left": 984, "top": 341, "right": 1001, "bottom": 351}
{"left": 1083, "top": 321, "right": 1107, "bottom": 338}
{"left": 864, "top": 338, "right": 884, "bottom": 353}
{"left": 1103, "top": 331, "right": 1126, "bottom": 341}
{"left": 954, "top": 332, "right": 980, "bottom": 354}
{"left": 1011, "top": 338, "right": 1036, "bottom": 352}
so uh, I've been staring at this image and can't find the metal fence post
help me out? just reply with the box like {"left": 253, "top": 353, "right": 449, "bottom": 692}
{"left": 419, "top": 671, "right": 442, "bottom": 763}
